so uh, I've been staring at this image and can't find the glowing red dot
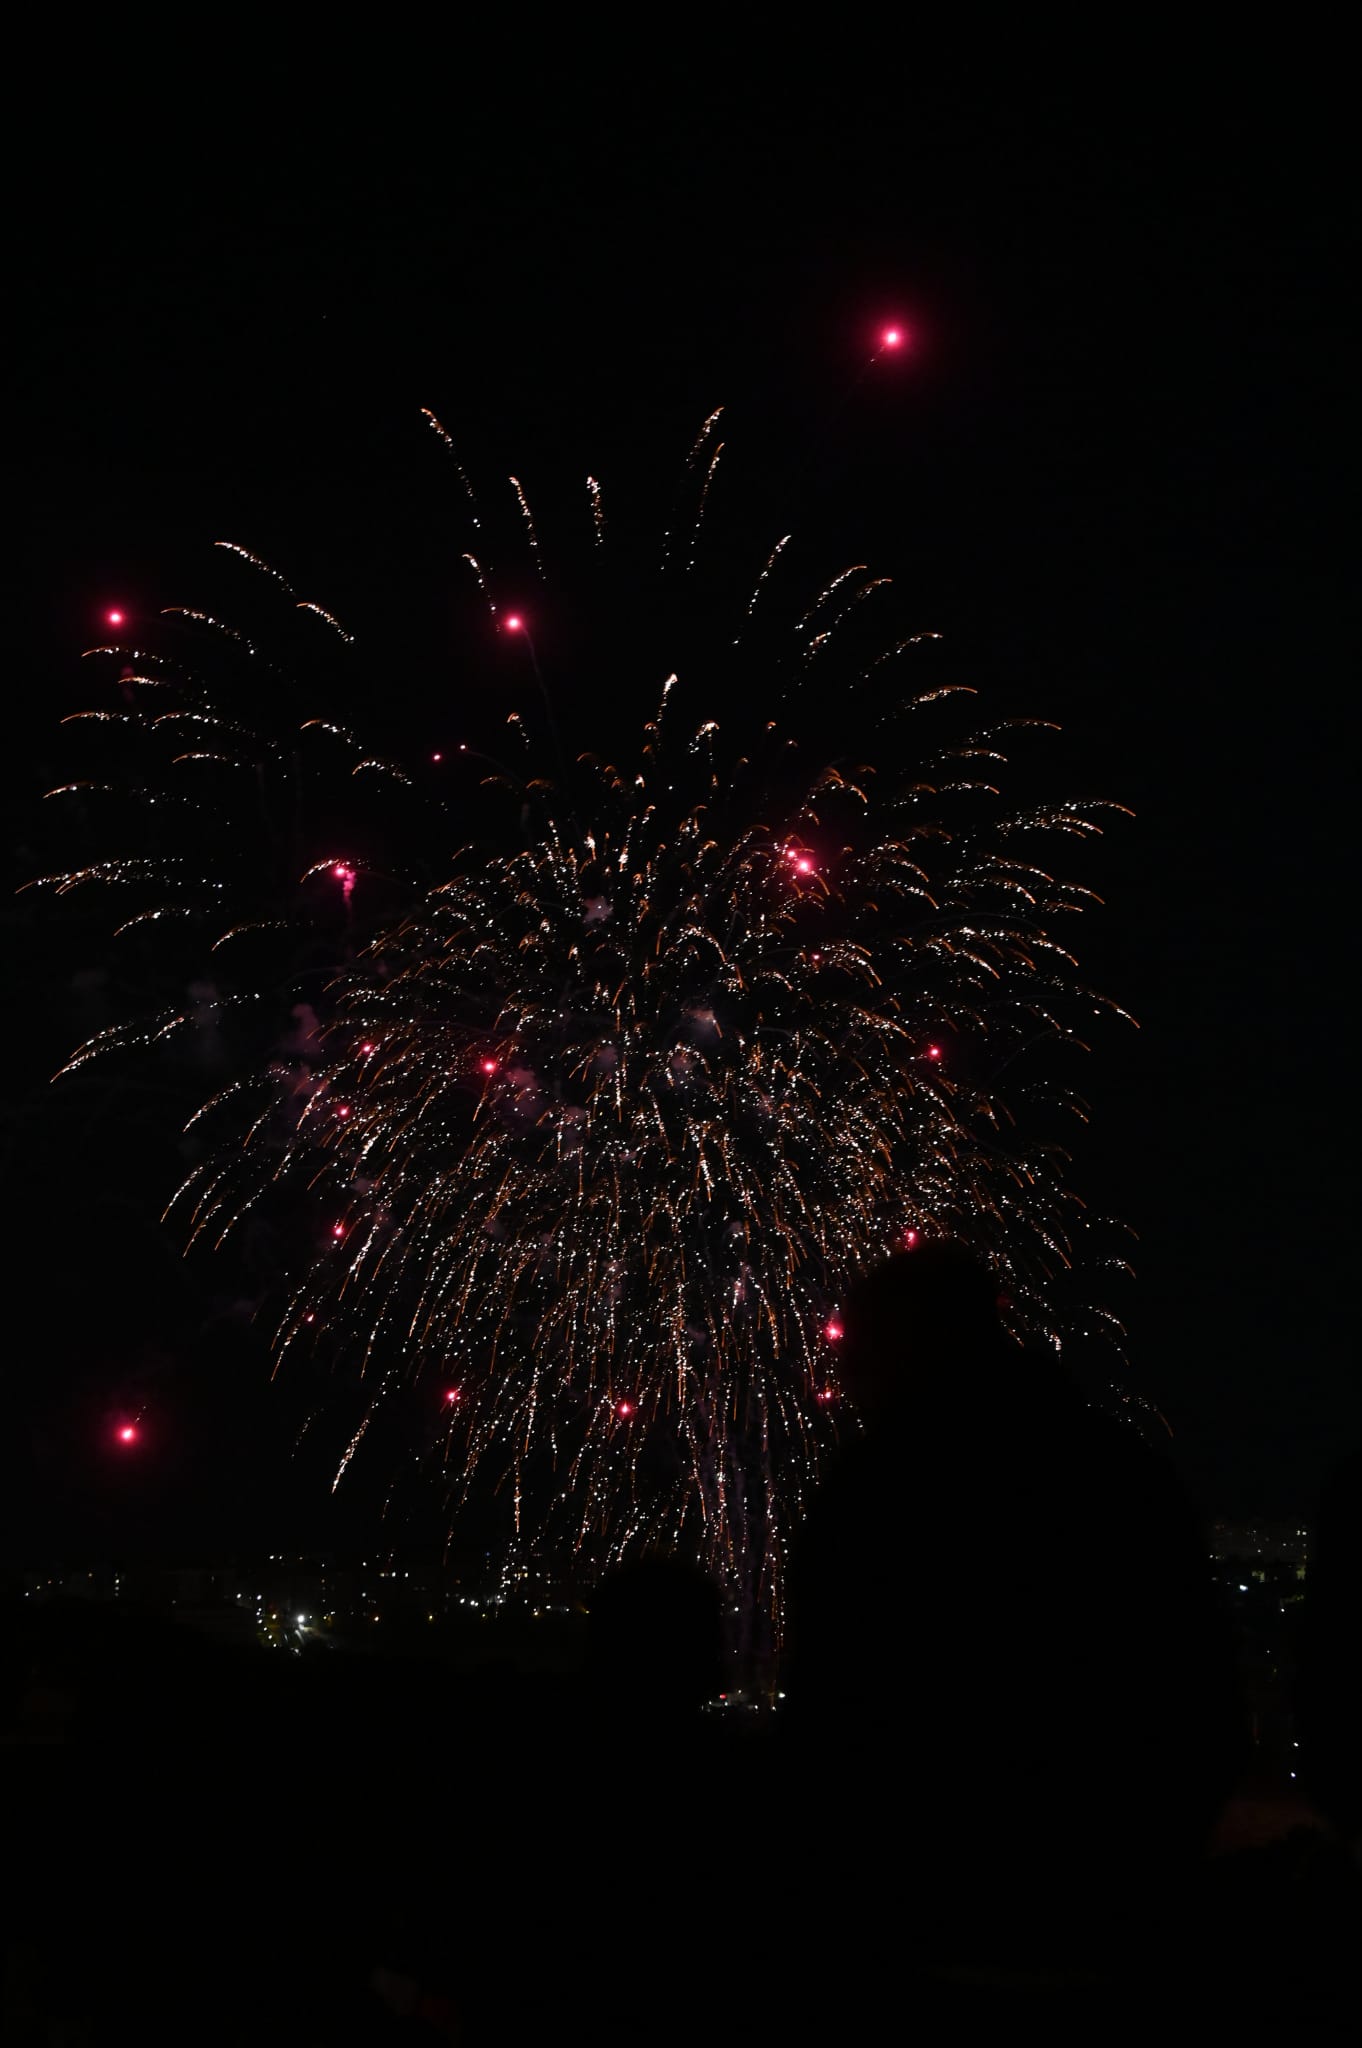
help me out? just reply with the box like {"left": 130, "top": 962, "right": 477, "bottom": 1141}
{"left": 445, "top": 1388, "right": 461, "bottom": 1405}
{"left": 616, "top": 1400, "right": 635, "bottom": 1418}
{"left": 825, "top": 1320, "right": 843, "bottom": 1342}
{"left": 795, "top": 856, "right": 813, "bottom": 874}
{"left": 359, "top": 1042, "right": 375, "bottom": 1056}
{"left": 304, "top": 1313, "right": 315, "bottom": 1324}
{"left": 504, "top": 614, "right": 523, "bottom": 633}
{"left": 904, "top": 1229, "right": 920, "bottom": 1249}
{"left": 116, "top": 1424, "right": 137, "bottom": 1444}
{"left": 331, "top": 1222, "right": 346, "bottom": 1240}
{"left": 332, "top": 862, "right": 355, "bottom": 883}
{"left": 335, "top": 1103, "right": 351, "bottom": 1118}
{"left": 480, "top": 1058, "right": 498, "bottom": 1075}
{"left": 927, "top": 1044, "right": 942, "bottom": 1060}
{"left": 816, "top": 1387, "right": 834, "bottom": 1405}
{"left": 106, "top": 609, "right": 125, "bottom": 628}
{"left": 432, "top": 751, "right": 443, "bottom": 763}
{"left": 881, "top": 326, "right": 905, "bottom": 349}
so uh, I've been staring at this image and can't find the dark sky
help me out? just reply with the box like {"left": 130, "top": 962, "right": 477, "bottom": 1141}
{"left": 6, "top": 60, "right": 1352, "bottom": 1561}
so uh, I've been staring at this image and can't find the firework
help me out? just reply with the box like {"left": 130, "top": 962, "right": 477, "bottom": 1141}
{"left": 36, "top": 407, "right": 1134, "bottom": 1641}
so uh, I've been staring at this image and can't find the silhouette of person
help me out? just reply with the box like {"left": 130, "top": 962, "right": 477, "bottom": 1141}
{"left": 584, "top": 1553, "right": 726, "bottom": 1733}
{"left": 782, "top": 1238, "right": 1242, "bottom": 1990}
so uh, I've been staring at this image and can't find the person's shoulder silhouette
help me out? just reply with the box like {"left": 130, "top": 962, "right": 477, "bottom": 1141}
{"left": 783, "top": 1238, "right": 1240, "bottom": 1973}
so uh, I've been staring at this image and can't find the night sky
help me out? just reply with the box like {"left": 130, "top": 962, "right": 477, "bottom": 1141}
{"left": 6, "top": 62, "right": 1352, "bottom": 1564}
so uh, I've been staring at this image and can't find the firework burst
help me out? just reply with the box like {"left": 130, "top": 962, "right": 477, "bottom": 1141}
{"left": 36, "top": 407, "right": 1134, "bottom": 1639}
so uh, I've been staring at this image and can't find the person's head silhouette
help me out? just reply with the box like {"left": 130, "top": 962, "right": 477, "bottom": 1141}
{"left": 835, "top": 1236, "right": 1014, "bottom": 1418}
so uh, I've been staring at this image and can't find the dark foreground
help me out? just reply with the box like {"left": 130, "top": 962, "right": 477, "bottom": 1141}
{"left": 3, "top": 1584, "right": 1358, "bottom": 2043}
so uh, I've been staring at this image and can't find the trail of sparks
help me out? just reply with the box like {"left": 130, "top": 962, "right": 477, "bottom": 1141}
{"left": 508, "top": 476, "right": 543, "bottom": 578}
{"left": 420, "top": 408, "right": 480, "bottom": 528}
{"left": 296, "top": 601, "right": 355, "bottom": 643}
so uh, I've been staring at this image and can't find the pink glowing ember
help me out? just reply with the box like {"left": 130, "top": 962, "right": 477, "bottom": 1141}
{"left": 881, "top": 326, "right": 905, "bottom": 349}
{"left": 616, "top": 1400, "right": 635, "bottom": 1418}
{"left": 904, "top": 1228, "right": 920, "bottom": 1249}
{"left": 445, "top": 1388, "right": 461, "bottom": 1404}
{"left": 331, "top": 1222, "right": 346, "bottom": 1240}
{"left": 480, "top": 1058, "right": 498, "bottom": 1075}
{"left": 106, "top": 609, "right": 125, "bottom": 627}
{"left": 927, "top": 1044, "right": 942, "bottom": 1060}
{"left": 504, "top": 614, "right": 524, "bottom": 633}
{"left": 116, "top": 1424, "right": 137, "bottom": 1444}
{"left": 825, "top": 1320, "right": 844, "bottom": 1342}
